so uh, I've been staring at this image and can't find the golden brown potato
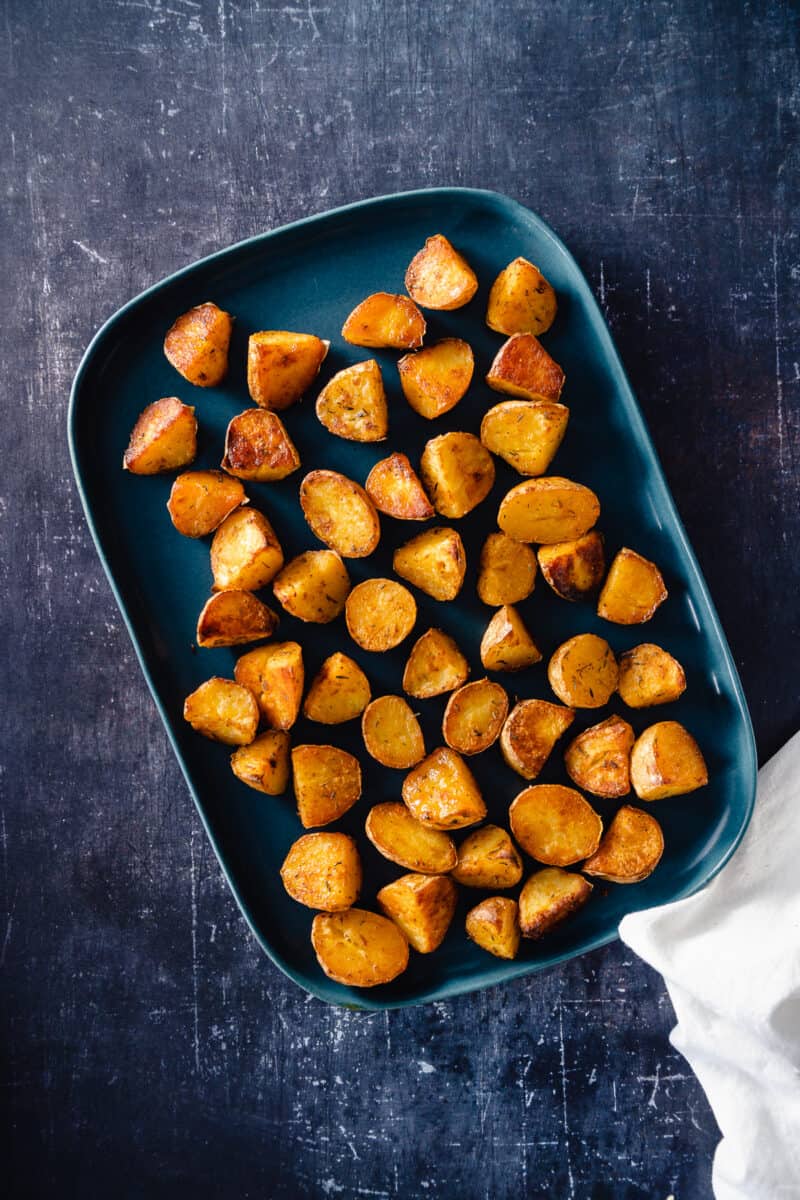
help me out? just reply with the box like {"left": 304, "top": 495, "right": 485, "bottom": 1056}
{"left": 486, "top": 257, "right": 557, "bottom": 337}
{"left": 123, "top": 396, "right": 197, "bottom": 474}
{"left": 393, "top": 527, "right": 466, "bottom": 601}
{"left": 365, "top": 802, "right": 457, "bottom": 874}
{"left": 518, "top": 868, "right": 593, "bottom": 939}
{"left": 303, "top": 652, "right": 371, "bottom": 724}
{"left": 442, "top": 679, "right": 508, "bottom": 755}
{"left": 486, "top": 333, "right": 565, "bottom": 402}
{"left": 597, "top": 548, "right": 668, "bottom": 625}
{"left": 362, "top": 695, "right": 425, "bottom": 769}
{"left": 377, "top": 873, "right": 458, "bottom": 953}
{"left": 402, "top": 747, "right": 486, "bottom": 830}
{"left": 564, "top": 715, "right": 634, "bottom": 798}
{"left": 402, "top": 628, "right": 469, "bottom": 699}
{"left": 405, "top": 234, "right": 479, "bottom": 310}
{"left": 311, "top": 909, "right": 409, "bottom": 987}
{"left": 167, "top": 470, "right": 246, "bottom": 538}
{"left": 183, "top": 677, "right": 259, "bottom": 745}
{"left": 221, "top": 408, "right": 300, "bottom": 482}
{"left": 196, "top": 590, "right": 279, "bottom": 648}
{"left": 397, "top": 338, "right": 474, "bottom": 420}
{"left": 480, "top": 605, "right": 542, "bottom": 672}
{"left": 419, "top": 432, "right": 496, "bottom": 519}
{"left": 537, "top": 531, "right": 606, "bottom": 602}
{"left": 280, "top": 833, "right": 362, "bottom": 911}
{"left": 480, "top": 400, "right": 569, "bottom": 477}
{"left": 498, "top": 477, "right": 601, "bottom": 545}
{"left": 341, "top": 293, "right": 425, "bottom": 349}
{"left": 272, "top": 551, "right": 350, "bottom": 624}
{"left": 345, "top": 579, "right": 417, "bottom": 651}
{"left": 500, "top": 699, "right": 575, "bottom": 780}
{"left": 291, "top": 744, "right": 362, "bottom": 828}
{"left": 583, "top": 805, "right": 664, "bottom": 883}
{"left": 618, "top": 643, "right": 687, "bottom": 708}
{"left": 547, "top": 633, "right": 618, "bottom": 708}
{"left": 365, "top": 453, "right": 434, "bottom": 520}
{"left": 234, "top": 642, "right": 304, "bottom": 729}
{"left": 315, "top": 359, "right": 388, "bottom": 443}
{"left": 247, "top": 330, "right": 328, "bottom": 410}
{"left": 164, "top": 302, "right": 233, "bottom": 387}
{"left": 630, "top": 722, "right": 708, "bottom": 801}
{"left": 452, "top": 826, "right": 522, "bottom": 889}
{"left": 210, "top": 508, "right": 284, "bottom": 592}
{"left": 466, "top": 897, "right": 520, "bottom": 959}
{"left": 230, "top": 730, "right": 291, "bottom": 795}
{"left": 477, "top": 532, "right": 537, "bottom": 606}
{"left": 509, "top": 784, "right": 602, "bottom": 866}
{"left": 300, "top": 470, "right": 381, "bottom": 558}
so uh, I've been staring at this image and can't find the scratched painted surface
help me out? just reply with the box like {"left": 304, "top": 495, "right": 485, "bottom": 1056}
{"left": 2, "top": 1, "right": 798, "bottom": 1197}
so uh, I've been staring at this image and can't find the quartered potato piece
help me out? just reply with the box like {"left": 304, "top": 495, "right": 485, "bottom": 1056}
{"left": 477, "top": 532, "right": 537, "bottom": 606}
{"left": 630, "top": 721, "right": 708, "bottom": 800}
{"left": 196, "top": 590, "right": 279, "bottom": 648}
{"left": 537, "top": 531, "right": 606, "bottom": 601}
{"left": 486, "top": 257, "right": 557, "bottom": 337}
{"left": 365, "top": 452, "right": 434, "bottom": 520}
{"left": 303, "top": 652, "right": 371, "bottom": 724}
{"left": 398, "top": 338, "right": 474, "bottom": 420}
{"left": 547, "top": 633, "right": 618, "bottom": 708}
{"left": 345, "top": 579, "right": 417, "bottom": 651}
{"left": 466, "top": 897, "right": 521, "bottom": 960}
{"left": 452, "top": 826, "right": 523, "bottom": 889}
{"left": 362, "top": 695, "right": 425, "bottom": 769}
{"left": 234, "top": 641, "right": 304, "bottom": 729}
{"left": 167, "top": 470, "right": 246, "bottom": 538}
{"left": 164, "top": 302, "right": 233, "bottom": 387}
{"left": 486, "top": 333, "right": 565, "bottom": 402}
{"left": 419, "top": 432, "right": 495, "bottom": 519}
{"left": 377, "top": 873, "right": 458, "bottom": 953}
{"left": 280, "top": 832, "right": 362, "bottom": 911}
{"left": 272, "top": 550, "right": 350, "bottom": 624}
{"left": 498, "top": 476, "right": 600, "bottom": 545}
{"left": 247, "top": 331, "right": 328, "bottom": 410}
{"left": 480, "top": 400, "right": 569, "bottom": 477}
{"left": 500, "top": 699, "right": 575, "bottom": 780}
{"left": 291, "top": 744, "right": 362, "bottom": 828}
{"left": 518, "top": 869, "right": 593, "bottom": 939}
{"left": 230, "top": 729, "right": 291, "bottom": 795}
{"left": 583, "top": 805, "right": 664, "bottom": 883}
{"left": 315, "top": 359, "right": 388, "bottom": 443}
{"left": 300, "top": 470, "right": 381, "bottom": 558}
{"left": 123, "top": 396, "right": 197, "bottom": 474}
{"left": 311, "top": 909, "right": 409, "bottom": 987}
{"left": 509, "top": 784, "right": 603, "bottom": 866}
{"left": 393, "top": 527, "right": 467, "bottom": 601}
{"left": 342, "top": 292, "right": 426, "bottom": 349}
{"left": 402, "top": 628, "right": 469, "bottom": 699}
{"left": 442, "top": 679, "right": 508, "bottom": 755}
{"left": 210, "top": 508, "right": 284, "bottom": 592}
{"left": 365, "top": 802, "right": 457, "bottom": 874}
{"left": 617, "top": 643, "right": 687, "bottom": 708}
{"left": 480, "top": 605, "right": 542, "bottom": 672}
{"left": 405, "top": 234, "right": 479, "bottom": 310}
{"left": 183, "top": 677, "right": 259, "bottom": 745}
{"left": 402, "top": 747, "right": 486, "bottom": 830}
{"left": 564, "top": 715, "right": 634, "bottom": 798}
{"left": 221, "top": 408, "right": 300, "bottom": 482}
{"left": 597, "top": 548, "right": 667, "bottom": 625}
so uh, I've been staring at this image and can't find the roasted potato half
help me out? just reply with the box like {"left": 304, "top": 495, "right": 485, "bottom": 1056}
{"left": 280, "top": 832, "right": 362, "bottom": 911}
{"left": 420, "top": 432, "right": 495, "bottom": 519}
{"left": 466, "top": 897, "right": 520, "bottom": 960}
{"left": 477, "top": 532, "right": 537, "bottom": 606}
{"left": 509, "top": 784, "right": 602, "bottom": 866}
{"left": 405, "top": 234, "right": 478, "bottom": 310}
{"left": 480, "top": 605, "right": 542, "bottom": 672}
{"left": 345, "top": 579, "right": 417, "bottom": 651}
{"left": 537, "top": 531, "right": 606, "bottom": 602}
{"left": 452, "top": 826, "right": 523, "bottom": 889}
{"left": 234, "top": 642, "right": 304, "bottom": 730}
{"left": 398, "top": 338, "right": 474, "bottom": 420}
{"left": 291, "top": 744, "right": 362, "bottom": 828}
{"left": 303, "top": 652, "right": 371, "bottom": 724}
{"left": 341, "top": 292, "right": 425, "bottom": 349}
{"left": 486, "top": 333, "right": 565, "bottom": 403}
{"left": 362, "top": 695, "right": 425, "bottom": 769}
{"left": 210, "top": 508, "right": 284, "bottom": 592}
{"left": 583, "top": 805, "right": 664, "bottom": 883}
{"left": 272, "top": 550, "right": 350, "bottom": 624}
{"left": 365, "top": 802, "right": 457, "bottom": 874}
{"left": 518, "top": 868, "right": 593, "bottom": 939}
{"left": 377, "top": 873, "right": 458, "bottom": 953}
{"left": 498, "top": 476, "right": 601, "bottom": 545}
{"left": 196, "top": 590, "right": 278, "bottom": 649}
{"left": 442, "top": 679, "right": 508, "bottom": 755}
{"left": 167, "top": 470, "right": 246, "bottom": 538}
{"left": 402, "top": 747, "right": 486, "bottom": 830}
{"left": 365, "top": 452, "right": 434, "bottom": 520}
{"left": 617, "top": 643, "right": 687, "bottom": 708}
{"left": 164, "top": 302, "right": 233, "bottom": 387}
{"left": 123, "top": 396, "right": 197, "bottom": 474}
{"left": 480, "top": 400, "right": 569, "bottom": 477}
{"left": 247, "top": 330, "right": 328, "bottom": 410}
{"left": 315, "top": 359, "right": 388, "bottom": 443}
{"left": 311, "top": 909, "right": 409, "bottom": 987}
{"left": 630, "top": 721, "right": 708, "bottom": 801}
{"left": 564, "top": 715, "right": 634, "bottom": 798}
{"left": 230, "top": 729, "right": 291, "bottom": 795}
{"left": 300, "top": 470, "right": 381, "bottom": 558}
{"left": 183, "top": 677, "right": 259, "bottom": 745}
{"left": 597, "top": 548, "right": 667, "bottom": 625}
{"left": 393, "top": 526, "right": 467, "bottom": 601}
{"left": 402, "top": 628, "right": 469, "bottom": 699}
{"left": 547, "top": 633, "right": 618, "bottom": 708}
{"left": 500, "top": 699, "right": 575, "bottom": 780}
{"left": 221, "top": 408, "right": 300, "bottom": 482}
{"left": 486, "top": 257, "right": 557, "bottom": 337}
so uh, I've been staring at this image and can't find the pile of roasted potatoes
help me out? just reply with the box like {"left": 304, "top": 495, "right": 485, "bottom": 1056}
{"left": 124, "top": 233, "right": 708, "bottom": 989}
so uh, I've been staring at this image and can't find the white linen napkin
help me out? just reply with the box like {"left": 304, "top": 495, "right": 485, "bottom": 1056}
{"left": 620, "top": 731, "right": 800, "bottom": 1199}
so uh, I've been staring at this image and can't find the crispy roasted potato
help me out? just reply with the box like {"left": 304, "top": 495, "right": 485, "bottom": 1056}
{"left": 583, "top": 805, "right": 664, "bottom": 883}
{"left": 486, "top": 333, "right": 565, "bottom": 403}
{"left": 393, "top": 527, "right": 467, "bottom": 601}
{"left": 234, "top": 642, "right": 304, "bottom": 729}
{"left": 480, "top": 400, "right": 569, "bottom": 476}
{"left": 247, "top": 331, "right": 328, "bottom": 410}
{"left": 300, "top": 470, "right": 381, "bottom": 558}
{"left": 183, "top": 677, "right": 259, "bottom": 745}
{"left": 345, "top": 579, "right": 417, "bottom": 651}
{"left": 480, "top": 605, "right": 542, "bottom": 672}
{"left": 402, "top": 747, "right": 486, "bottom": 830}
{"left": 280, "top": 832, "right": 362, "bottom": 911}
{"left": 630, "top": 721, "right": 708, "bottom": 801}
{"left": 167, "top": 470, "right": 246, "bottom": 538}
{"left": 547, "top": 633, "right": 618, "bottom": 708}
{"left": 164, "top": 302, "right": 233, "bottom": 387}
{"left": 442, "top": 679, "right": 508, "bottom": 755}
{"left": 466, "top": 897, "right": 520, "bottom": 959}
{"left": 341, "top": 293, "right": 425, "bottom": 349}
{"left": 564, "top": 715, "right": 634, "bottom": 798}
{"left": 123, "top": 396, "right": 197, "bottom": 474}
{"left": 397, "top": 338, "right": 474, "bottom": 420}
{"left": 452, "top": 826, "right": 522, "bottom": 889}
{"left": 196, "top": 590, "right": 279, "bottom": 648}
{"left": 210, "top": 508, "right": 284, "bottom": 592}
{"left": 419, "top": 432, "right": 495, "bottom": 519}
{"left": 291, "top": 744, "right": 362, "bottom": 828}
{"left": 402, "top": 628, "right": 469, "bottom": 699}
{"left": 362, "top": 695, "right": 425, "bottom": 769}
{"left": 221, "top": 408, "right": 300, "bottom": 482}
{"left": 486, "top": 257, "right": 557, "bottom": 337}
{"left": 365, "top": 802, "right": 457, "bottom": 874}
{"left": 315, "top": 359, "right": 388, "bottom": 443}
{"left": 509, "top": 784, "right": 602, "bottom": 866}
{"left": 230, "top": 729, "right": 291, "bottom": 794}
{"left": 272, "top": 550, "right": 350, "bottom": 624}
{"left": 405, "top": 234, "right": 478, "bottom": 310}
{"left": 365, "top": 452, "right": 434, "bottom": 520}
{"left": 537, "top": 531, "right": 606, "bottom": 601}
{"left": 311, "top": 908, "right": 409, "bottom": 987}
{"left": 303, "top": 652, "right": 371, "bottom": 724}
{"left": 597, "top": 548, "right": 667, "bottom": 625}
{"left": 617, "top": 643, "right": 687, "bottom": 708}
{"left": 497, "top": 476, "right": 600, "bottom": 545}
{"left": 500, "top": 699, "right": 575, "bottom": 780}
{"left": 518, "top": 868, "right": 593, "bottom": 939}
{"left": 377, "top": 873, "right": 458, "bottom": 953}
{"left": 477, "top": 532, "right": 537, "bottom": 606}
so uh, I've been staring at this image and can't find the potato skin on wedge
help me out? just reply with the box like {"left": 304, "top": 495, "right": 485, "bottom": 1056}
{"left": 477, "top": 532, "right": 537, "bottom": 606}
{"left": 377, "top": 873, "right": 458, "bottom": 953}
{"left": 564, "top": 715, "right": 634, "bottom": 798}
{"left": 183, "top": 677, "right": 259, "bottom": 745}
{"left": 123, "top": 396, "right": 197, "bottom": 474}
{"left": 210, "top": 508, "right": 284, "bottom": 592}
{"left": 466, "top": 897, "right": 520, "bottom": 960}
{"left": 311, "top": 909, "right": 409, "bottom": 987}
{"left": 234, "top": 642, "right": 304, "bottom": 730}
{"left": 498, "top": 476, "right": 600, "bottom": 545}
{"left": 405, "top": 234, "right": 478, "bottom": 311}
{"left": 300, "top": 469, "right": 381, "bottom": 559}
{"left": 402, "top": 747, "right": 486, "bottom": 830}
{"left": 362, "top": 695, "right": 425, "bottom": 769}
{"left": 480, "top": 605, "right": 541, "bottom": 672}
{"left": 452, "top": 826, "right": 522, "bottom": 890}
{"left": 365, "top": 802, "right": 457, "bottom": 874}
{"left": 537, "top": 531, "right": 605, "bottom": 602}
{"left": 510, "top": 784, "right": 603, "bottom": 867}
{"left": 303, "top": 652, "right": 371, "bottom": 724}
{"left": 402, "top": 628, "right": 469, "bottom": 699}
{"left": 196, "top": 590, "right": 279, "bottom": 649}
{"left": 583, "top": 805, "right": 664, "bottom": 883}
{"left": 486, "top": 333, "right": 565, "bottom": 403}
{"left": 230, "top": 729, "right": 291, "bottom": 794}
{"left": 480, "top": 400, "right": 568, "bottom": 477}
{"left": 272, "top": 550, "right": 350, "bottom": 624}
{"left": 420, "top": 431, "right": 495, "bottom": 519}
{"left": 281, "top": 832, "right": 362, "bottom": 911}
{"left": 393, "top": 527, "right": 467, "bottom": 601}
{"left": 618, "top": 643, "right": 687, "bottom": 708}
{"left": 221, "top": 408, "right": 300, "bottom": 482}
{"left": 548, "top": 633, "right": 618, "bottom": 708}
{"left": 398, "top": 338, "right": 474, "bottom": 420}
{"left": 291, "top": 744, "right": 362, "bottom": 828}
{"left": 167, "top": 470, "right": 246, "bottom": 538}
{"left": 486, "top": 257, "right": 557, "bottom": 337}
{"left": 518, "top": 868, "right": 593, "bottom": 939}
{"left": 365, "top": 452, "right": 434, "bottom": 520}
{"left": 443, "top": 679, "right": 508, "bottom": 755}
{"left": 630, "top": 721, "right": 708, "bottom": 800}
{"left": 247, "top": 330, "right": 328, "bottom": 410}
{"left": 316, "top": 359, "right": 388, "bottom": 443}
{"left": 500, "top": 699, "right": 575, "bottom": 780}
{"left": 342, "top": 292, "right": 425, "bottom": 349}
{"left": 164, "top": 301, "right": 233, "bottom": 387}
{"left": 597, "top": 548, "right": 667, "bottom": 625}
{"left": 345, "top": 579, "right": 417, "bottom": 651}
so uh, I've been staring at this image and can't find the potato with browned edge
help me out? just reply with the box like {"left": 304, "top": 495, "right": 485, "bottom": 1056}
{"left": 362, "top": 695, "right": 425, "bottom": 769}
{"left": 565, "top": 715, "right": 634, "bottom": 798}
{"left": 393, "top": 527, "right": 467, "bottom": 601}
{"left": 247, "top": 331, "right": 328, "bottom": 410}
{"left": 292, "top": 744, "right": 362, "bottom": 828}
{"left": 346, "top": 579, "right": 417, "bottom": 651}
{"left": 420, "top": 431, "right": 495, "bottom": 519}
{"left": 480, "top": 605, "right": 541, "bottom": 672}
{"left": 548, "top": 633, "right": 618, "bottom": 708}
{"left": 477, "top": 532, "right": 537, "bottom": 606}
{"left": 365, "top": 802, "right": 457, "bottom": 874}
{"left": 597, "top": 548, "right": 667, "bottom": 625}
{"left": 221, "top": 409, "right": 300, "bottom": 482}
{"left": 486, "top": 332, "right": 565, "bottom": 402}
{"left": 486, "top": 257, "right": 557, "bottom": 337}
{"left": 402, "top": 747, "right": 486, "bottom": 830}
{"left": 377, "top": 873, "right": 458, "bottom": 953}
{"left": 480, "top": 400, "right": 569, "bottom": 477}
{"left": 518, "top": 869, "right": 593, "bottom": 939}
{"left": 405, "top": 234, "right": 478, "bottom": 310}
{"left": 281, "top": 833, "right": 362, "bottom": 911}
{"left": 273, "top": 551, "right": 350, "bottom": 624}
{"left": 498, "top": 477, "right": 600, "bottom": 545}
{"left": 630, "top": 721, "right": 708, "bottom": 801}
{"left": 167, "top": 470, "right": 246, "bottom": 538}
{"left": 235, "top": 642, "right": 304, "bottom": 730}
{"left": 230, "top": 730, "right": 290, "bottom": 795}
{"left": 500, "top": 699, "right": 575, "bottom": 780}
{"left": 402, "top": 628, "right": 469, "bottom": 699}
{"left": 123, "top": 397, "right": 197, "bottom": 474}
{"left": 303, "top": 652, "right": 371, "bottom": 724}
{"left": 365, "top": 452, "right": 434, "bottom": 520}
{"left": 538, "top": 531, "right": 606, "bottom": 601}
{"left": 183, "top": 677, "right": 259, "bottom": 745}
{"left": 316, "top": 359, "right": 388, "bottom": 443}
{"left": 342, "top": 293, "right": 425, "bottom": 349}
{"left": 211, "top": 508, "right": 284, "bottom": 592}
{"left": 618, "top": 643, "right": 687, "bottom": 708}
{"left": 300, "top": 470, "right": 381, "bottom": 558}
{"left": 583, "top": 805, "right": 664, "bottom": 883}
{"left": 164, "top": 302, "right": 233, "bottom": 387}
{"left": 466, "top": 897, "right": 521, "bottom": 959}
{"left": 452, "top": 826, "right": 522, "bottom": 889}
{"left": 510, "top": 784, "right": 603, "bottom": 866}
{"left": 443, "top": 679, "right": 508, "bottom": 755}
{"left": 312, "top": 909, "right": 409, "bottom": 987}
{"left": 196, "top": 590, "right": 278, "bottom": 649}
{"left": 398, "top": 338, "right": 474, "bottom": 420}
